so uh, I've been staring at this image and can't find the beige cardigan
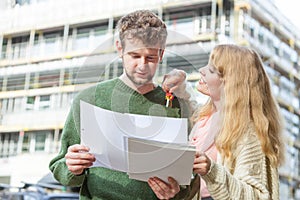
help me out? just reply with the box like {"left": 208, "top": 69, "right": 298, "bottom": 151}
{"left": 202, "top": 128, "right": 279, "bottom": 200}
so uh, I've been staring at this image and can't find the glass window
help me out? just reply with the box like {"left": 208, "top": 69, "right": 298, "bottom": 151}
{"left": 0, "top": 76, "right": 3, "bottom": 91}
{"left": 92, "top": 25, "right": 108, "bottom": 48}
{"left": 29, "top": 72, "right": 39, "bottom": 89}
{"left": 35, "top": 131, "right": 48, "bottom": 151}
{"left": 1, "top": 99, "right": 8, "bottom": 113}
{"left": 39, "top": 95, "right": 50, "bottom": 110}
{"left": 73, "top": 28, "right": 90, "bottom": 51}
{"left": 22, "top": 133, "right": 31, "bottom": 152}
{"left": 74, "top": 65, "right": 105, "bottom": 84}
{"left": 43, "top": 31, "right": 63, "bottom": 56}
{"left": 16, "top": 0, "right": 31, "bottom": 5}
{"left": 63, "top": 68, "right": 77, "bottom": 86}
{"left": 258, "top": 30, "right": 264, "bottom": 43}
{"left": 6, "top": 74, "right": 26, "bottom": 91}
{"left": 1, "top": 38, "right": 7, "bottom": 59}
{"left": 26, "top": 96, "right": 36, "bottom": 110}
{"left": 11, "top": 36, "right": 29, "bottom": 59}
{"left": 0, "top": 132, "right": 18, "bottom": 158}
{"left": 32, "top": 35, "right": 41, "bottom": 57}
{"left": 13, "top": 97, "right": 23, "bottom": 112}
{"left": 38, "top": 70, "right": 60, "bottom": 88}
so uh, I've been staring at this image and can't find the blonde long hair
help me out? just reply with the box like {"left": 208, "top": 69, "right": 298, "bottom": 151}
{"left": 195, "top": 44, "right": 284, "bottom": 167}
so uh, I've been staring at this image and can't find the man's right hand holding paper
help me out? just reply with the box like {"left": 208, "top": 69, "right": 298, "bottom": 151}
{"left": 65, "top": 144, "right": 96, "bottom": 175}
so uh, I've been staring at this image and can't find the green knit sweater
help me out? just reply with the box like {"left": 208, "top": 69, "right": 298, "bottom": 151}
{"left": 49, "top": 78, "right": 193, "bottom": 200}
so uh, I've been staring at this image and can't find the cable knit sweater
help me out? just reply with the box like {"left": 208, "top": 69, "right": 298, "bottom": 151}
{"left": 202, "top": 124, "right": 279, "bottom": 200}
{"left": 49, "top": 78, "right": 193, "bottom": 200}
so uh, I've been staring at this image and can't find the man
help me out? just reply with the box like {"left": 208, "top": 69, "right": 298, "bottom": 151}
{"left": 49, "top": 10, "right": 193, "bottom": 199}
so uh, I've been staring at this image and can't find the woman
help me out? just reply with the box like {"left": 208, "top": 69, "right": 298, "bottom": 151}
{"left": 193, "top": 44, "right": 285, "bottom": 199}
{"left": 150, "top": 44, "right": 285, "bottom": 200}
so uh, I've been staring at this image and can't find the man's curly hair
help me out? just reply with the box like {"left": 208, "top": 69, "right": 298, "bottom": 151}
{"left": 116, "top": 10, "right": 167, "bottom": 49}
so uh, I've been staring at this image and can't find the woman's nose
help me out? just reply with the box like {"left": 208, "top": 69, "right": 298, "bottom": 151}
{"left": 199, "top": 67, "right": 205, "bottom": 75}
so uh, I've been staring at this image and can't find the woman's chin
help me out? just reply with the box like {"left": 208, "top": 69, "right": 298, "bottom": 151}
{"left": 196, "top": 84, "right": 210, "bottom": 96}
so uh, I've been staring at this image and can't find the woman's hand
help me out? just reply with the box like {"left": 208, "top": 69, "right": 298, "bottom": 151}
{"left": 193, "top": 152, "right": 211, "bottom": 176}
{"left": 162, "top": 69, "right": 186, "bottom": 94}
{"left": 148, "top": 176, "right": 180, "bottom": 199}
{"left": 65, "top": 144, "right": 96, "bottom": 175}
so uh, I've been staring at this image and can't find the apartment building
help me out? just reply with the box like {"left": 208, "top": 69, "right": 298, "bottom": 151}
{"left": 0, "top": 0, "right": 299, "bottom": 198}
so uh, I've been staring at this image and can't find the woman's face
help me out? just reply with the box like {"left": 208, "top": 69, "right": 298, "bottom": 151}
{"left": 198, "top": 63, "right": 223, "bottom": 101}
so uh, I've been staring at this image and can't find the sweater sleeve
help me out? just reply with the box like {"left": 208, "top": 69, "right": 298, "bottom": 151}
{"left": 49, "top": 103, "right": 85, "bottom": 187}
{"left": 201, "top": 133, "right": 272, "bottom": 200}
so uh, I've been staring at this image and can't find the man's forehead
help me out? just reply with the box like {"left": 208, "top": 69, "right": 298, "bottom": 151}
{"left": 122, "top": 39, "right": 161, "bottom": 53}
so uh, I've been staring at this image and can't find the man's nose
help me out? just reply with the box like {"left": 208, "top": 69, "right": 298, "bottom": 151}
{"left": 139, "top": 57, "right": 147, "bottom": 65}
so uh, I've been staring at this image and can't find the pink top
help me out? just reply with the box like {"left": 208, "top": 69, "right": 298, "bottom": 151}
{"left": 190, "top": 115, "right": 218, "bottom": 198}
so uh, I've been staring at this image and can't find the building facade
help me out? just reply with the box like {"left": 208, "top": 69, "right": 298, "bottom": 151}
{"left": 0, "top": 0, "right": 299, "bottom": 198}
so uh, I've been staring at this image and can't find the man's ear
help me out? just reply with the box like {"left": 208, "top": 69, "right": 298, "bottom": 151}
{"left": 159, "top": 49, "right": 165, "bottom": 62}
{"left": 116, "top": 40, "right": 123, "bottom": 57}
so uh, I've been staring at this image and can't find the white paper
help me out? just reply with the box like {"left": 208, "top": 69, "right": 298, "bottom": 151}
{"left": 127, "top": 137, "right": 196, "bottom": 185}
{"left": 80, "top": 101, "right": 188, "bottom": 172}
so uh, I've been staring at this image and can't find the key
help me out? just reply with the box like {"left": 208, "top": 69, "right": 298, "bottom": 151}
{"left": 165, "top": 91, "right": 174, "bottom": 108}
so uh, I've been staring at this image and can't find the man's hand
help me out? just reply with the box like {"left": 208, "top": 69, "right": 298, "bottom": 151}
{"left": 148, "top": 176, "right": 180, "bottom": 200}
{"left": 65, "top": 144, "right": 95, "bottom": 175}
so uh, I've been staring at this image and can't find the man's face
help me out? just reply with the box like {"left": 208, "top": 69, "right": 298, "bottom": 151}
{"left": 117, "top": 39, "right": 164, "bottom": 87}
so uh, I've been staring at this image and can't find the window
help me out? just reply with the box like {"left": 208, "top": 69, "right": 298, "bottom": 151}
{"left": 39, "top": 95, "right": 50, "bottom": 110}
{"left": 63, "top": 68, "right": 77, "bottom": 86}
{"left": 16, "top": 0, "right": 31, "bottom": 5}
{"left": 74, "top": 65, "right": 105, "bottom": 84}
{"left": 73, "top": 28, "right": 90, "bottom": 51}
{"left": 73, "top": 23, "right": 109, "bottom": 51}
{"left": 38, "top": 70, "right": 60, "bottom": 88}
{"left": 32, "top": 35, "right": 41, "bottom": 57}
{"left": 35, "top": 131, "right": 47, "bottom": 151}
{"left": 92, "top": 25, "right": 109, "bottom": 49}
{"left": 21, "top": 130, "right": 53, "bottom": 153}
{"left": 43, "top": 32, "right": 63, "bottom": 56}
{"left": 0, "top": 132, "right": 18, "bottom": 158}
{"left": 1, "top": 38, "right": 7, "bottom": 59}
{"left": 22, "top": 132, "right": 31, "bottom": 152}
{"left": 11, "top": 36, "right": 29, "bottom": 59}
{"left": 0, "top": 76, "right": 3, "bottom": 91}
{"left": 6, "top": 74, "right": 26, "bottom": 91}
{"left": 26, "top": 96, "right": 35, "bottom": 110}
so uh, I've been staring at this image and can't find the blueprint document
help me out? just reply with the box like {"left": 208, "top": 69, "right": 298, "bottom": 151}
{"left": 80, "top": 101, "right": 193, "bottom": 184}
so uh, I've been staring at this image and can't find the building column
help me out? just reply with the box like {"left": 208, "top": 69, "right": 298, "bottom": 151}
{"left": 6, "top": 36, "right": 12, "bottom": 60}
{"left": 62, "top": 24, "right": 70, "bottom": 53}
{"left": 0, "top": 35, "right": 3, "bottom": 59}
{"left": 53, "top": 128, "right": 60, "bottom": 153}
{"left": 17, "top": 131, "right": 24, "bottom": 154}
{"left": 27, "top": 29, "right": 35, "bottom": 59}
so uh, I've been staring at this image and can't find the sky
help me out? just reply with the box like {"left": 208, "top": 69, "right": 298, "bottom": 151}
{"left": 274, "top": 0, "right": 300, "bottom": 32}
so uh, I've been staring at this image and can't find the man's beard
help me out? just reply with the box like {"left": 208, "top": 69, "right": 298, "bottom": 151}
{"left": 124, "top": 69, "right": 153, "bottom": 87}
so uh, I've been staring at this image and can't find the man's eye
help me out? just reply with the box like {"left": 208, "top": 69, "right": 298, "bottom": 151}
{"left": 147, "top": 57, "right": 158, "bottom": 61}
{"left": 132, "top": 55, "right": 140, "bottom": 59}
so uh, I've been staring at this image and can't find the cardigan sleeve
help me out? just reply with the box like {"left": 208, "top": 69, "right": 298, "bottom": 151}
{"left": 49, "top": 86, "right": 97, "bottom": 186}
{"left": 201, "top": 133, "right": 274, "bottom": 200}
{"left": 49, "top": 101, "right": 85, "bottom": 186}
